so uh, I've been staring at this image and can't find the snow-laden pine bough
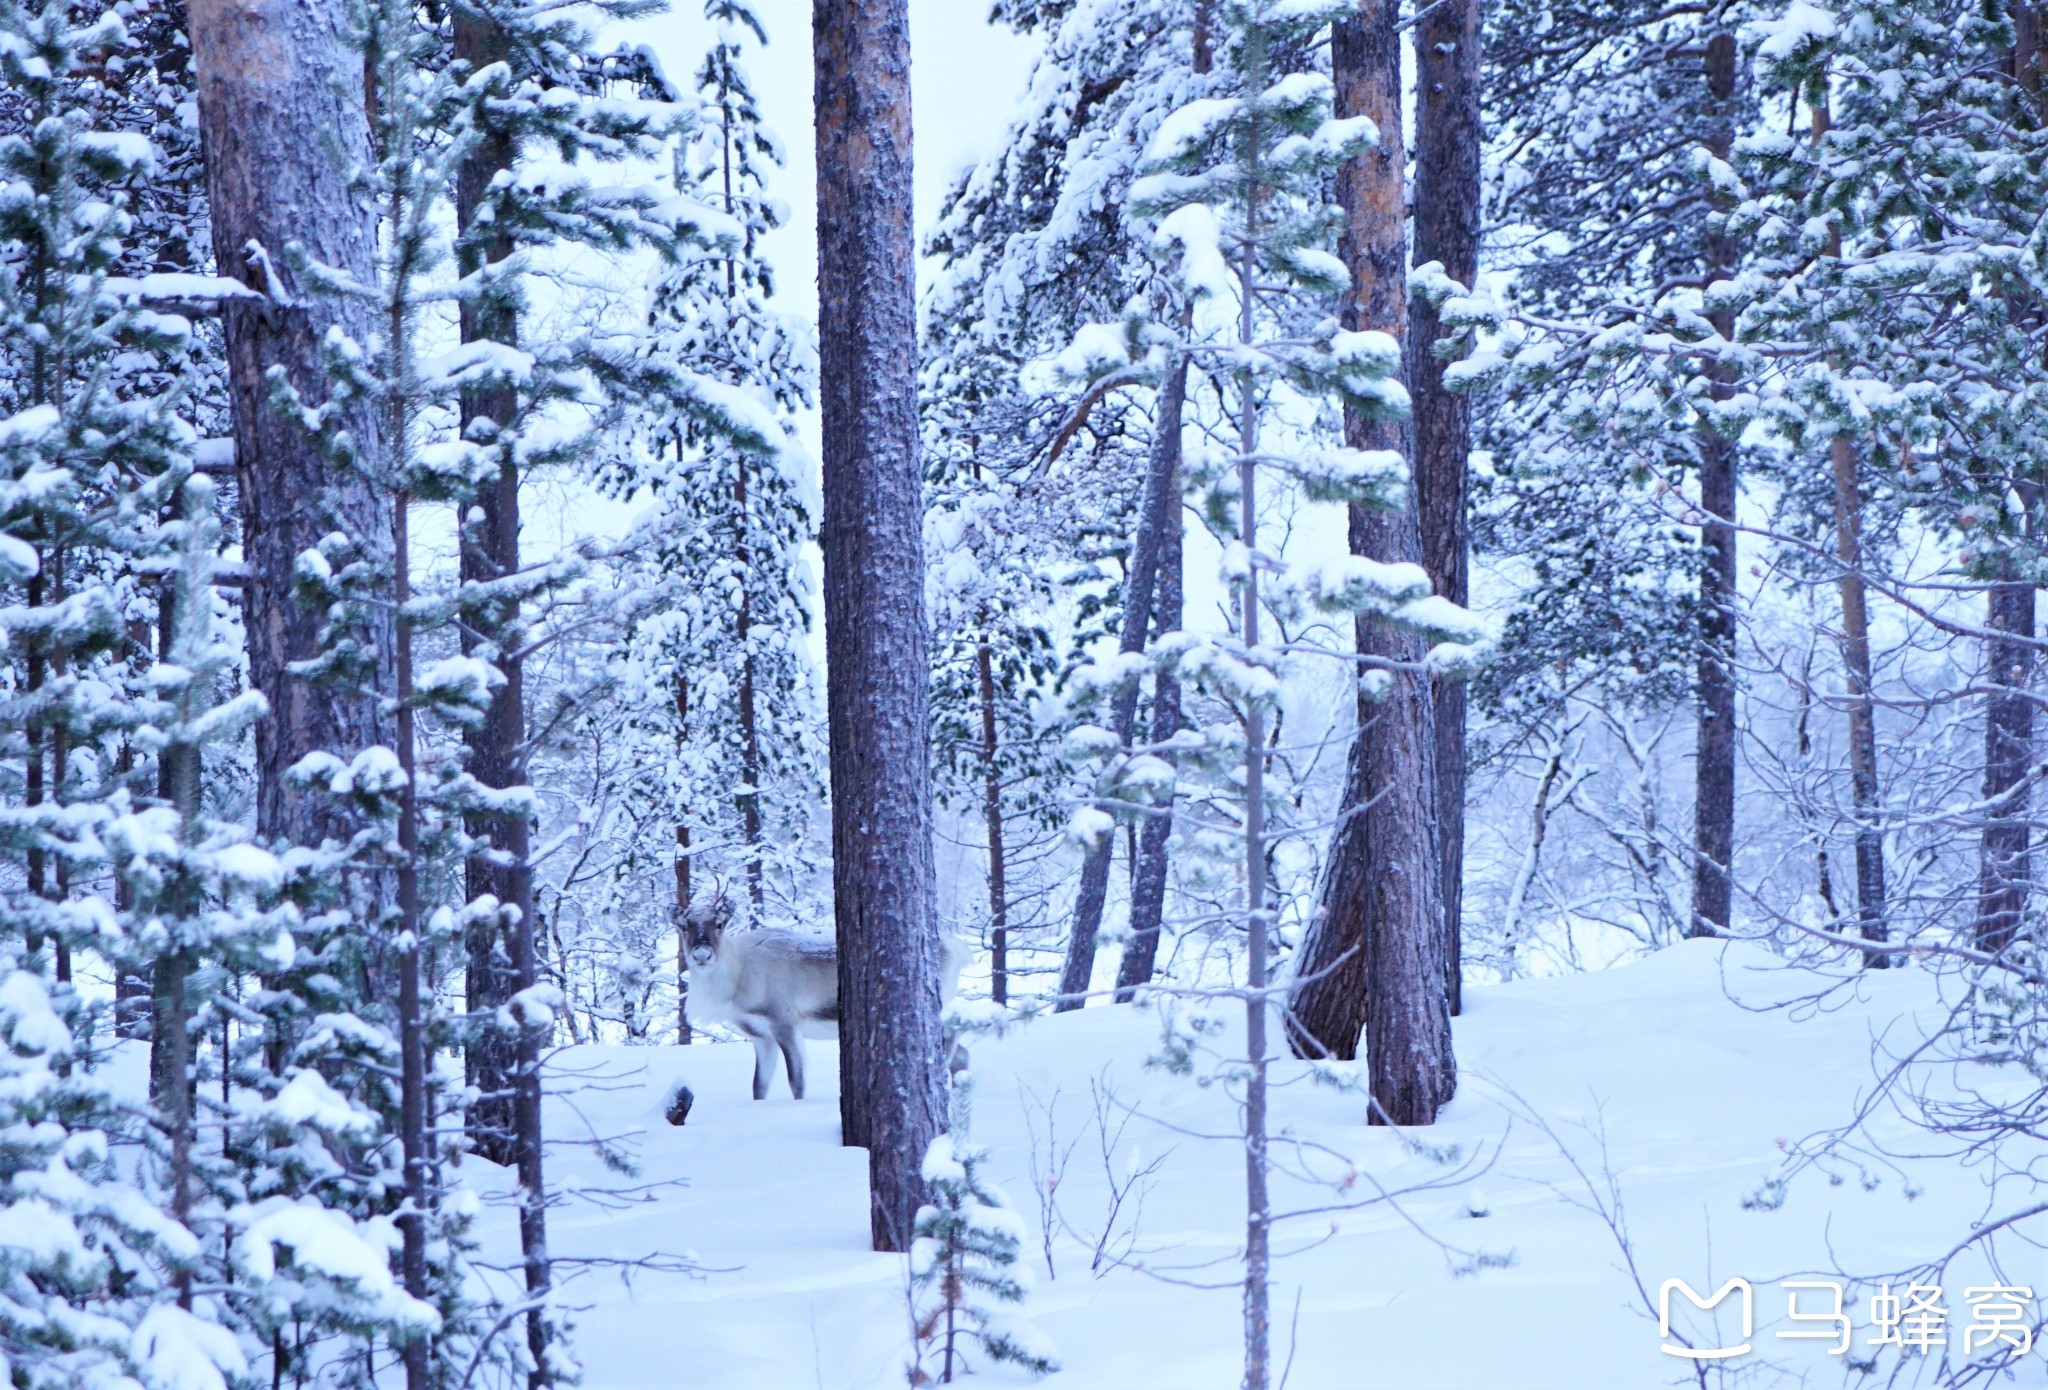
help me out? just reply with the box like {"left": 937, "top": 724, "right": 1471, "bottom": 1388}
{"left": 678, "top": 897, "right": 969, "bottom": 1100}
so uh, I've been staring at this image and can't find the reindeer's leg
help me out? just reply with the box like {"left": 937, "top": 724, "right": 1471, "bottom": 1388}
{"left": 772, "top": 1018, "right": 806, "bottom": 1100}
{"left": 737, "top": 1019, "right": 776, "bottom": 1100}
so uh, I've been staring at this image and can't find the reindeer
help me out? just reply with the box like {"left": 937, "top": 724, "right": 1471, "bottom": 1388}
{"left": 679, "top": 897, "right": 967, "bottom": 1100}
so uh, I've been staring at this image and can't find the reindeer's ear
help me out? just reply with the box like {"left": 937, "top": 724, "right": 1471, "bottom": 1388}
{"left": 714, "top": 896, "right": 736, "bottom": 928}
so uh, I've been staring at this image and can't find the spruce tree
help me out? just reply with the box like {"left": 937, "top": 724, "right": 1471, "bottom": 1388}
{"left": 909, "top": 1134, "right": 1058, "bottom": 1382}
{"left": 610, "top": 0, "right": 823, "bottom": 929}
{"left": 1115, "top": 0, "right": 1484, "bottom": 1372}
{"left": 1475, "top": 0, "right": 1765, "bottom": 945}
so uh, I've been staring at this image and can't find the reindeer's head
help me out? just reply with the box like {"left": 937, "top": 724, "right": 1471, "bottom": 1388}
{"left": 679, "top": 896, "right": 734, "bottom": 971}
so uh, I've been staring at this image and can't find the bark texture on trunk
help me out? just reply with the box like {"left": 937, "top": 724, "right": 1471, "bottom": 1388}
{"left": 1831, "top": 436, "right": 1888, "bottom": 964}
{"left": 1409, "top": 0, "right": 1480, "bottom": 1017}
{"left": 976, "top": 637, "right": 1011, "bottom": 1005}
{"left": 1115, "top": 398, "right": 1184, "bottom": 1003}
{"left": 1978, "top": 554, "right": 2034, "bottom": 954}
{"left": 449, "top": 14, "right": 551, "bottom": 1364}
{"left": 1689, "top": 31, "right": 1740, "bottom": 939}
{"left": 736, "top": 458, "right": 766, "bottom": 907}
{"left": 188, "top": 0, "right": 392, "bottom": 850}
{"left": 814, "top": 0, "right": 947, "bottom": 1253}
{"left": 391, "top": 495, "right": 430, "bottom": 1390}
{"left": 1288, "top": 3, "right": 1455, "bottom": 1126}
{"left": 674, "top": 674, "right": 693, "bottom": 1043}
{"left": 452, "top": 7, "right": 527, "bottom": 1168}
{"left": 1054, "top": 353, "right": 1187, "bottom": 1008}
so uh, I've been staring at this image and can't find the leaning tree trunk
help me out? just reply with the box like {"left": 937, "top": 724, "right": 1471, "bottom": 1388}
{"left": 1689, "top": 32, "right": 1740, "bottom": 939}
{"left": 1111, "top": 0, "right": 1209, "bottom": 1011}
{"left": 1977, "top": 548, "right": 2034, "bottom": 955}
{"left": 1115, "top": 360, "right": 1187, "bottom": 1002}
{"left": 1288, "top": 2, "right": 1455, "bottom": 1126}
{"left": 814, "top": 0, "right": 948, "bottom": 1254}
{"left": 1409, "top": 0, "right": 1480, "bottom": 1017}
{"left": 453, "top": 6, "right": 526, "bottom": 1169}
{"left": 187, "top": 0, "right": 392, "bottom": 855}
{"left": 1055, "top": 354, "right": 1186, "bottom": 1009}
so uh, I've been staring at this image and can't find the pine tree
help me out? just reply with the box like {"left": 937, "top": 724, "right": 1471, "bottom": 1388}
{"left": 1474, "top": 0, "right": 1767, "bottom": 946}
{"left": 1721, "top": 0, "right": 2048, "bottom": 958}
{"left": 1284, "top": 0, "right": 1461, "bottom": 1128}
{"left": 612, "top": 0, "right": 822, "bottom": 929}
{"left": 814, "top": 0, "right": 949, "bottom": 1254}
{"left": 0, "top": 963, "right": 236, "bottom": 1390}
{"left": 0, "top": 0, "right": 195, "bottom": 988}
{"left": 909, "top": 1134, "right": 1057, "bottom": 1383}
{"left": 1115, "top": 1, "right": 1484, "bottom": 1374}
{"left": 444, "top": 0, "right": 678, "bottom": 1173}
{"left": 923, "top": 0, "right": 1222, "bottom": 1010}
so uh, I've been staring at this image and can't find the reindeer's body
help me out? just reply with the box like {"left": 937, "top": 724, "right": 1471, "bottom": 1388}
{"left": 681, "top": 902, "right": 966, "bottom": 1100}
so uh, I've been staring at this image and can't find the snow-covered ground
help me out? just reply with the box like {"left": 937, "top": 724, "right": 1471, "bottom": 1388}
{"left": 471, "top": 942, "right": 2047, "bottom": 1388}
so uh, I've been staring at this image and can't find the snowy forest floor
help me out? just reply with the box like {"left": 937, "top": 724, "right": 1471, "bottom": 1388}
{"left": 462, "top": 942, "right": 2046, "bottom": 1388}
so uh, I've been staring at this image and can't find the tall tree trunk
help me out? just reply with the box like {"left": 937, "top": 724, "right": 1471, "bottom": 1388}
{"left": 736, "top": 458, "right": 765, "bottom": 907}
{"left": 1115, "top": 364, "right": 1186, "bottom": 1002}
{"left": 187, "top": 0, "right": 393, "bottom": 853}
{"left": 152, "top": 606, "right": 199, "bottom": 1308}
{"left": 450, "top": 11, "right": 551, "bottom": 1366}
{"left": 1054, "top": 352, "right": 1186, "bottom": 1009}
{"left": 24, "top": 571, "right": 45, "bottom": 957}
{"left": 814, "top": 0, "right": 947, "bottom": 1253}
{"left": 1689, "top": 31, "right": 1740, "bottom": 938}
{"left": 453, "top": 6, "right": 526, "bottom": 1168}
{"left": 1231, "top": 40, "right": 1272, "bottom": 1383}
{"left": 675, "top": 673, "right": 692, "bottom": 1043}
{"left": 2018, "top": 1, "right": 2044, "bottom": 100}
{"left": 1409, "top": 0, "right": 1480, "bottom": 1015}
{"left": 49, "top": 555, "right": 71, "bottom": 983}
{"left": 1832, "top": 436, "right": 1888, "bottom": 964}
{"left": 975, "top": 636, "right": 1011, "bottom": 1005}
{"left": 391, "top": 491, "right": 430, "bottom": 1390}
{"left": 1977, "top": 551, "right": 2034, "bottom": 954}
{"left": 1287, "top": 2, "right": 1455, "bottom": 1126}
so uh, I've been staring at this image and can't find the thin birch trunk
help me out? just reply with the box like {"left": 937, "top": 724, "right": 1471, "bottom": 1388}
{"left": 1233, "top": 39, "right": 1271, "bottom": 1386}
{"left": 976, "top": 637, "right": 1011, "bottom": 1005}
{"left": 1500, "top": 746, "right": 1567, "bottom": 979}
{"left": 1977, "top": 548, "right": 2035, "bottom": 955}
{"left": 1832, "top": 435, "right": 1888, "bottom": 964}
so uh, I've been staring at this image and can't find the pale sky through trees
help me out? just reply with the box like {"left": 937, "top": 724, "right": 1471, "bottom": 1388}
{"left": 621, "top": 0, "right": 1038, "bottom": 329}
